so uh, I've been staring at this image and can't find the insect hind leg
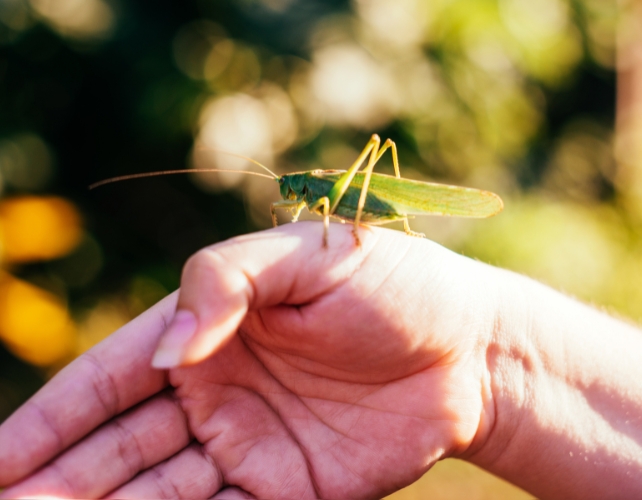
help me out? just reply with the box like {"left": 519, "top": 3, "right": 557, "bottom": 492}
{"left": 403, "top": 218, "right": 425, "bottom": 238}
{"left": 378, "top": 138, "right": 426, "bottom": 239}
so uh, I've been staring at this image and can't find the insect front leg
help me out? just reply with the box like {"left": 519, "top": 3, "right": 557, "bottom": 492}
{"left": 271, "top": 200, "right": 307, "bottom": 227}
{"left": 307, "top": 196, "right": 330, "bottom": 247}
{"left": 290, "top": 201, "right": 307, "bottom": 222}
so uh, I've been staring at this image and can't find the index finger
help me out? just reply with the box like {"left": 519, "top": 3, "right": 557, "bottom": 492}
{"left": 0, "top": 291, "right": 178, "bottom": 486}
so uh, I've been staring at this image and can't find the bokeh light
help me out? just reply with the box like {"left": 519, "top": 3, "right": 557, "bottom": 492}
{"left": 0, "top": 196, "right": 82, "bottom": 263}
{"left": 307, "top": 42, "right": 399, "bottom": 129}
{"left": 0, "top": 0, "right": 34, "bottom": 38}
{"left": 0, "top": 133, "right": 53, "bottom": 192}
{"left": 0, "top": 273, "right": 75, "bottom": 366}
{"left": 28, "top": 0, "right": 115, "bottom": 42}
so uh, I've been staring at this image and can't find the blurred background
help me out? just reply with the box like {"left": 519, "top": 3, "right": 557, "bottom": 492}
{"left": 0, "top": 0, "right": 637, "bottom": 497}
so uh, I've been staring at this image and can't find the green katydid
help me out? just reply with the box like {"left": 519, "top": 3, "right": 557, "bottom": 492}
{"left": 90, "top": 134, "right": 503, "bottom": 246}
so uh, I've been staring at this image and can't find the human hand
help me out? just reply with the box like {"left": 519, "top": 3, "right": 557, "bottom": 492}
{"left": 0, "top": 222, "right": 501, "bottom": 499}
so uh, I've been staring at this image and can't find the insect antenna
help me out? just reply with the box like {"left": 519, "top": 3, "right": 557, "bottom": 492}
{"left": 193, "top": 146, "right": 280, "bottom": 179}
{"left": 89, "top": 168, "right": 275, "bottom": 190}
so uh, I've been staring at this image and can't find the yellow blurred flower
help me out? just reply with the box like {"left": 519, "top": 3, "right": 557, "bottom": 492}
{"left": 0, "top": 196, "right": 82, "bottom": 263}
{"left": 0, "top": 273, "right": 76, "bottom": 366}
{"left": 0, "top": 195, "right": 84, "bottom": 366}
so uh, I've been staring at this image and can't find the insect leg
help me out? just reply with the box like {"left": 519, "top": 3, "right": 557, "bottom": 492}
{"left": 290, "top": 201, "right": 308, "bottom": 222}
{"left": 373, "top": 139, "right": 426, "bottom": 238}
{"left": 307, "top": 196, "right": 330, "bottom": 247}
{"left": 327, "top": 134, "right": 380, "bottom": 215}
{"left": 325, "top": 134, "right": 382, "bottom": 245}
{"left": 271, "top": 200, "right": 306, "bottom": 227}
{"left": 400, "top": 217, "right": 425, "bottom": 238}
{"left": 352, "top": 135, "right": 389, "bottom": 245}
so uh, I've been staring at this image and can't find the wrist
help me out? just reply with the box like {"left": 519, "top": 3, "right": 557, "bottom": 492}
{"left": 467, "top": 269, "right": 642, "bottom": 498}
{"left": 457, "top": 267, "right": 537, "bottom": 463}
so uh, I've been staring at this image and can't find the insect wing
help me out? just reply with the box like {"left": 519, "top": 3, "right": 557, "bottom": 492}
{"left": 316, "top": 172, "right": 503, "bottom": 218}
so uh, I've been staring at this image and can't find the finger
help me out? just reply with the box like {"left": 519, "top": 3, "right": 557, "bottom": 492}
{"left": 106, "top": 443, "right": 221, "bottom": 499}
{"left": 0, "top": 392, "right": 190, "bottom": 499}
{"left": 151, "top": 222, "right": 381, "bottom": 368}
{"left": 211, "top": 486, "right": 256, "bottom": 499}
{"left": 0, "top": 292, "right": 178, "bottom": 486}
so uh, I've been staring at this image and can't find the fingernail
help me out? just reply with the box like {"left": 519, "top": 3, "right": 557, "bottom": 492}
{"left": 151, "top": 310, "right": 198, "bottom": 368}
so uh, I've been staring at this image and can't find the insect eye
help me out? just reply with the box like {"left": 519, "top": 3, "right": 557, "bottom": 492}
{"left": 278, "top": 178, "right": 285, "bottom": 185}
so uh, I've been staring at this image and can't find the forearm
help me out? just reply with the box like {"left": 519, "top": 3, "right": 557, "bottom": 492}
{"left": 471, "top": 269, "right": 642, "bottom": 499}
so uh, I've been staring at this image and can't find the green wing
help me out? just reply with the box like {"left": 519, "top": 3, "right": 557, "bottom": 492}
{"left": 317, "top": 171, "right": 503, "bottom": 218}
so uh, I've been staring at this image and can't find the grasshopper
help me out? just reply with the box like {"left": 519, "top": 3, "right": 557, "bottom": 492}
{"left": 90, "top": 134, "right": 503, "bottom": 246}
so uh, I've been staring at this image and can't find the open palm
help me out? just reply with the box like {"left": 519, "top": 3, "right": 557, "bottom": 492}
{"left": 0, "top": 223, "right": 497, "bottom": 499}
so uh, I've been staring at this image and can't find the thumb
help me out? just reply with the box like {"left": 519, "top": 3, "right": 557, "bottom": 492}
{"left": 150, "top": 222, "right": 372, "bottom": 368}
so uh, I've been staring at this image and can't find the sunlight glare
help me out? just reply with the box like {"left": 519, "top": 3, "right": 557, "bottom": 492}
{"left": 308, "top": 43, "right": 398, "bottom": 128}
{"left": 28, "top": 0, "right": 115, "bottom": 41}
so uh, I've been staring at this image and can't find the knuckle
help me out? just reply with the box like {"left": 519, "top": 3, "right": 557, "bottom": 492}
{"left": 181, "top": 247, "right": 254, "bottom": 303}
{"left": 112, "top": 419, "right": 145, "bottom": 475}
{"left": 78, "top": 352, "right": 121, "bottom": 418}
{"left": 182, "top": 248, "right": 223, "bottom": 280}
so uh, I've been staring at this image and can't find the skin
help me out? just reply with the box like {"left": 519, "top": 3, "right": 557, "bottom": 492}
{"left": 0, "top": 222, "right": 641, "bottom": 499}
